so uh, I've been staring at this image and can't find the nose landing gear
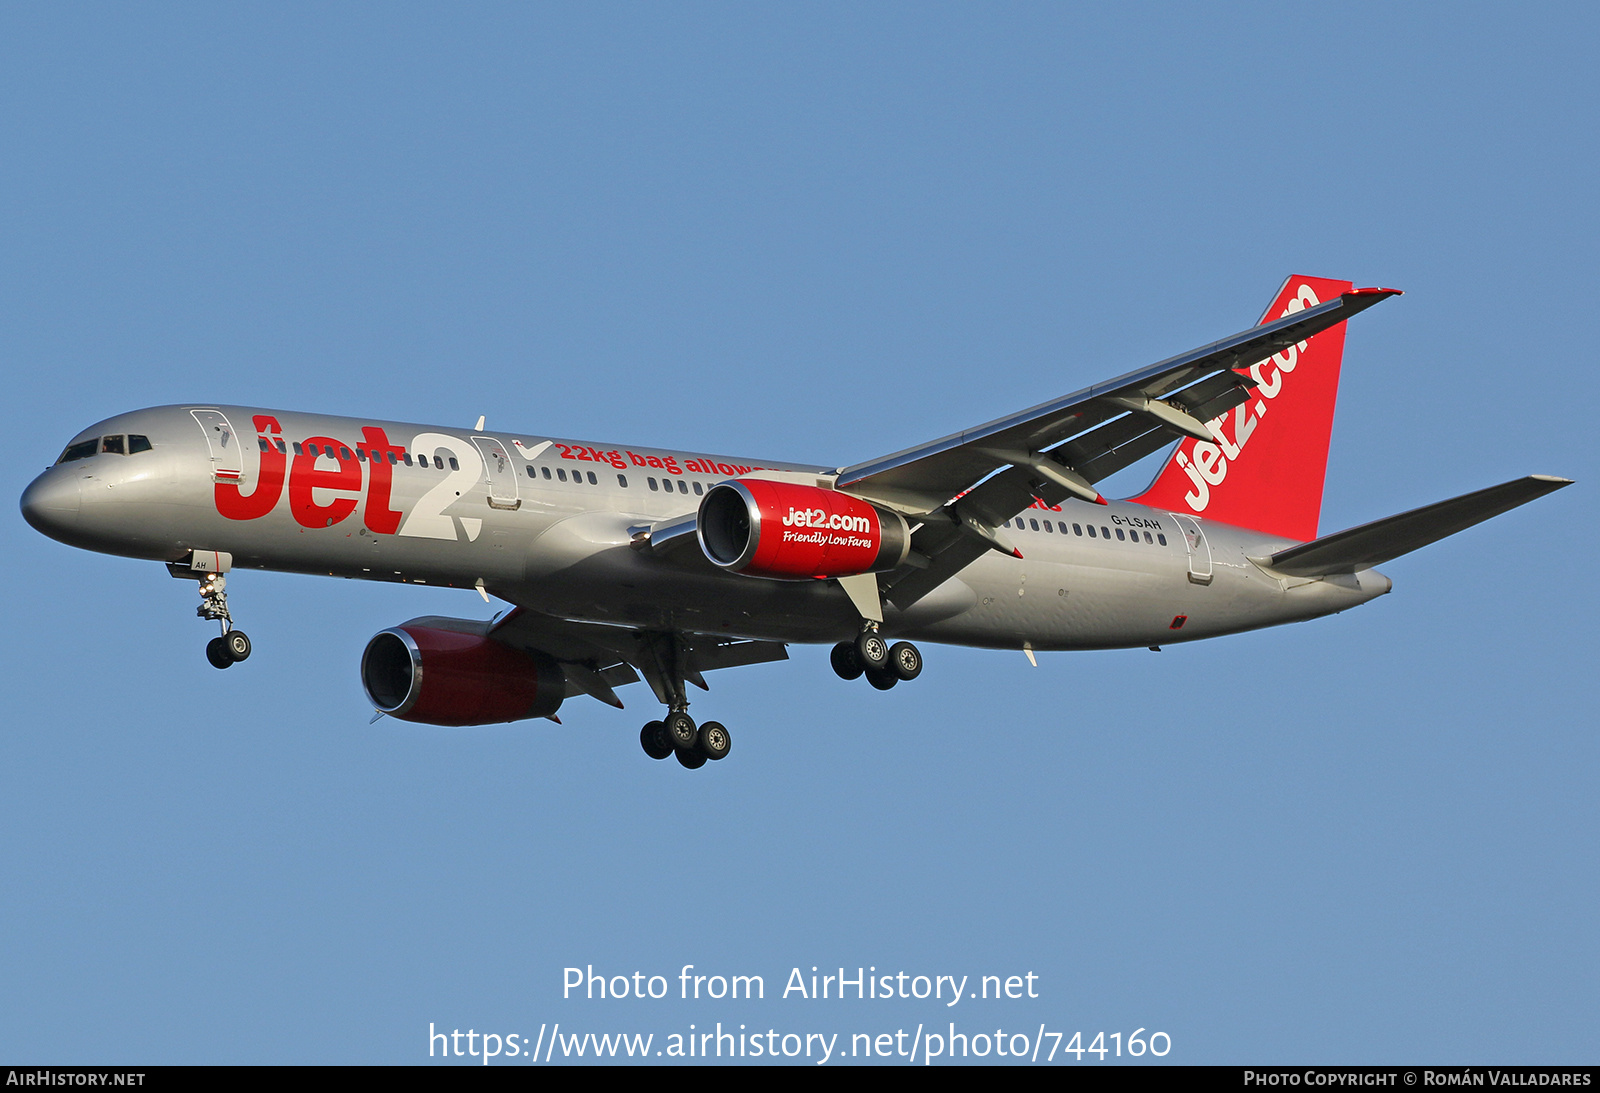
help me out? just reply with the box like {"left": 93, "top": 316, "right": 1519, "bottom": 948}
{"left": 197, "top": 574, "right": 252, "bottom": 670}
{"left": 170, "top": 554, "right": 252, "bottom": 670}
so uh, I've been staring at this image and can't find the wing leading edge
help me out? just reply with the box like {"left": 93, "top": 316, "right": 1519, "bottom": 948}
{"left": 833, "top": 283, "right": 1400, "bottom": 608}
{"left": 836, "top": 285, "right": 1400, "bottom": 515}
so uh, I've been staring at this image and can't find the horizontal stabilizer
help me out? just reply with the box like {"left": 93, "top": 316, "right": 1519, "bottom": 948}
{"left": 1266, "top": 475, "right": 1572, "bottom": 577}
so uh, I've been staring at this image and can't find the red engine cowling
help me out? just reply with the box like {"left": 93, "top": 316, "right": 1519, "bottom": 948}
{"left": 360, "top": 625, "right": 565, "bottom": 726}
{"left": 697, "top": 480, "right": 910, "bottom": 580}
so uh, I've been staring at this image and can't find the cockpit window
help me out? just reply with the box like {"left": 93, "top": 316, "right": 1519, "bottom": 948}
{"left": 57, "top": 439, "right": 99, "bottom": 464}
{"left": 56, "top": 433, "right": 155, "bottom": 464}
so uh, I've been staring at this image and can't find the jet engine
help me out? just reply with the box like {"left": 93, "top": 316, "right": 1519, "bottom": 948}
{"left": 697, "top": 480, "right": 910, "bottom": 580}
{"left": 360, "top": 623, "right": 565, "bottom": 726}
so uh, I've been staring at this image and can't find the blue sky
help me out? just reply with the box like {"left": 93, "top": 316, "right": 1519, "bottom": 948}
{"left": 2, "top": 3, "right": 1593, "bottom": 1064}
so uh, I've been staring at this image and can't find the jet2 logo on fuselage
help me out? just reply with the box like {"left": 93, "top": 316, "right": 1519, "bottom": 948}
{"left": 213, "top": 417, "right": 485, "bottom": 541}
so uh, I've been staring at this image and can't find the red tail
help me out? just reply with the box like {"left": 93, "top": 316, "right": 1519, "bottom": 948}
{"left": 1130, "top": 275, "right": 1355, "bottom": 542}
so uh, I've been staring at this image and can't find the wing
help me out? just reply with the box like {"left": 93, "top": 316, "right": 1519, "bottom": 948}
{"left": 487, "top": 605, "right": 787, "bottom": 709}
{"left": 830, "top": 286, "right": 1401, "bottom": 608}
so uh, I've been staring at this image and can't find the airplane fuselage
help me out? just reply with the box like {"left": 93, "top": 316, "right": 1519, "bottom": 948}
{"left": 22, "top": 404, "right": 1391, "bottom": 654}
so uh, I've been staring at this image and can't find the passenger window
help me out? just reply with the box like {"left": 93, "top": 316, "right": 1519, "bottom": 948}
{"left": 1116, "top": 529, "right": 1125, "bottom": 541}
{"left": 387, "top": 452, "right": 397, "bottom": 464}
{"left": 1030, "top": 519, "right": 1039, "bottom": 531}
{"left": 618, "top": 474, "right": 628, "bottom": 488}
{"left": 1087, "top": 525, "right": 1096, "bottom": 538}
{"left": 648, "top": 478, "right": 658, "bottom": 491}
{"left": 258, "top": 437, "right": 271, "bottom": 453}
{"left": 693, "top": 482, "right": 703, "bottom": 495}
{"left": 1058, "top": 523, "right": 1069, "bottom": 534}
{"left": 449, "top": 457, "right": 459, "bottom": 471}
{"left": 589, "top": 472, "right": 598, "bottom": 485}
{"left": 541, "top": 466, "right": 551, "bottom": 480}
{"left": 1158, "top": 534, "right": 1168, "bottom": 546}
{"left": 1102, "top": 526, "right": 1111, "bottom": 538}
{"left": 274, "top": 439, "right": 286, "bottom": 454}
{"left": 356, "top": 448, "right": 367, "bottom": 462}
{"left": 557, "top": 468, "right": 567, "bottom": 482}
{"left": 1044, "top": 521, "right": 1053, "bottom": 533}
{"left": 526, "top": 466, "right": 537, "bottom": 479}
{"left": 293, "top": 442, "right": 304, "bottom": 456}
{"left": 1073, "top": 524, "right": 1082, "bottom": 535}
{"left": 128, "top": 434, "right": 153, "bottom": 454}
{"left": 677, "top": 479, "right": 687, "bottom": 494}
{"left": 402, "top": 453, "right": 412, "bottom": 466}
{"left": 433, "top": 455, "right": 444, "bottom": 469}
{"left": 341, "top": 447, "right": 353, "bottom": 461}
{"left": 1144, "top": 531, "right": 1153, "bottom": 543}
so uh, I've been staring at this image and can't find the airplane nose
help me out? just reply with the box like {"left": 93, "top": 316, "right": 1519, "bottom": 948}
{"left": 20, "top": 471, "right": 82, "bottom": 540}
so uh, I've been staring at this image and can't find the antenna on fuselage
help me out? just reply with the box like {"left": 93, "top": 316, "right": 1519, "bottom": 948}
{"left": 475, "top": 415, "right": 485, "bottom": 431}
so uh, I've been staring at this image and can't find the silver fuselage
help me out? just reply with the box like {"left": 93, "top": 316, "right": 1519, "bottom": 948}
{"left": 21, "top": 405, "right": 1391, "bottom": 651}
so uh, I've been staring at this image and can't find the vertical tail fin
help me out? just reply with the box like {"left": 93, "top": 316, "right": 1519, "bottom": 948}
{"left": 1129, "top": 275, "right": 1360, "bottom": 542}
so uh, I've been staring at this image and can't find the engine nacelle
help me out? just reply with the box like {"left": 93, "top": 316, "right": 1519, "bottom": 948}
{"left": 697, "top": 480, "right": 910, "bottom": 580}
{"left": 360, "top": 623, "right": 564, "bottom": 726}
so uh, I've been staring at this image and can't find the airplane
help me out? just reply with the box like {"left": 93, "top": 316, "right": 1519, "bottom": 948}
{"left": 20, "top": 276, "right": 1572, "bottom": 770}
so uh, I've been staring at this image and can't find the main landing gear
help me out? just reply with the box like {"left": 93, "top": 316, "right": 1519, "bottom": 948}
{"left": 195, "top": 571, "right": 252, "bottom": 671}
{"left": 639, "top": 712, "right": 732, "bottom": 769}
{"left": 831, "top": 626, "right": 922, "bottom": 691}
{"left": 635, "top": 630, "right": 731, "bottom": 770}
